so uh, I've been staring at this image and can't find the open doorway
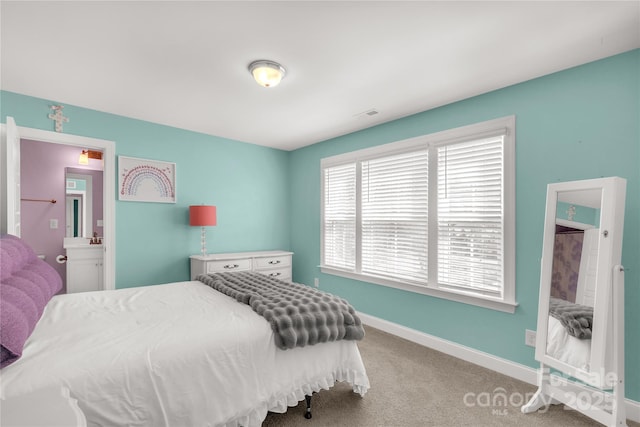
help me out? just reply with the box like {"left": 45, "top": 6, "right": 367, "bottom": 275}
{"left": 20, "top": 139, "right": 104, "bottom": 292}
{"left": 2, "top": 118, "right": 115, "bottom": 291}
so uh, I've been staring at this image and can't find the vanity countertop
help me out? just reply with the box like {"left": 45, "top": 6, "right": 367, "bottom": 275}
{"left": 63, "top": 237, "right": 103, "bottom": 249}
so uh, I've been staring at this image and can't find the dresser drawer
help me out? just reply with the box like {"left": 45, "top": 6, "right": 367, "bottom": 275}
{"left": 259, "top": 267, "right": 291, "bottom": 281}
{"left": 190, "top": 251, "right": 293, "bottom": 281}
{"left": 254, "top": 255, "right": 291, "bottom": 270}
{"left": 206, "top": 258, "right": 252, "bottom": 273}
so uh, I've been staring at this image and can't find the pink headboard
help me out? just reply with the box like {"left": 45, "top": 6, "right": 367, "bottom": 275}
{"left": 0, "top": 234, "right": 62, "bottom": 368}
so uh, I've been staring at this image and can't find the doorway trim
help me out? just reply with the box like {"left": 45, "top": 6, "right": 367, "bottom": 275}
{"left": 18, "top": 126, "right": 116, "bottom": 290}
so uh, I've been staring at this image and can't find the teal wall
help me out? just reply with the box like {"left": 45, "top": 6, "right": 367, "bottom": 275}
{"left": 66, "top": 178, "right": 87, "bottom": 191}
{"left": 289, "top": 50, "right": 639, "bottom": 400}
{"left": 1, "top": 49, "right": 638, "bottom": 401}
{"left": 0, "top": 91, "right": 291, "bottom": 288}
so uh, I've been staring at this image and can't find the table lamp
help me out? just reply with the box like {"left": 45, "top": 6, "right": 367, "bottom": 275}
{"left": 189, "top": 205, "right": 217, "bottom": 256}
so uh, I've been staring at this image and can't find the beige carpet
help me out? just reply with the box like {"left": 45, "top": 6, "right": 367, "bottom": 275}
{"left": 263, "top": 326, "right": 638, "bottom": 427}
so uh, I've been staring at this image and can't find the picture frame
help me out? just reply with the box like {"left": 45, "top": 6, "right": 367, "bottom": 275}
{"left": 118, "top": 156, "right": 176, "bottom": 203}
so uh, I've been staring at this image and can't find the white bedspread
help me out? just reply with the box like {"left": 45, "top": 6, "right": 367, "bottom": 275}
{"left": 0, "top": 281, "right": 369, "bottom": 426}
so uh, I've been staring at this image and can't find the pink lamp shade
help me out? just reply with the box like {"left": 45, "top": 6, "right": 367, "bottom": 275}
{"left": 189, "top": 205, "right": 217, "bottom": 227}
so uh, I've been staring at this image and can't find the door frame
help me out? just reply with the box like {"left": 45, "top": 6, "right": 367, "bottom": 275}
{"left": 11, "top": 125, "right": 116, "bottom": 291}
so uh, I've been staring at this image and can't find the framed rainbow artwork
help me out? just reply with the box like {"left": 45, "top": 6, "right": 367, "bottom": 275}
{"left": 118, "top": 156, "right": 176, "bottom": 203}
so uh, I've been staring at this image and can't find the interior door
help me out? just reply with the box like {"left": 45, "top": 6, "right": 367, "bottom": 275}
{"left": 4, "top": 116, "right": 21, "bottom": 237}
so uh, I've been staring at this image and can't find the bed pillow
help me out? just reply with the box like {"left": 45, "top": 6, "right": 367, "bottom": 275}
{"left": 0, "top": 234, "right": 62, "bottom": 368}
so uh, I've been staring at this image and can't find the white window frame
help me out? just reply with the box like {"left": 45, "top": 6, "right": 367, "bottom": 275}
{"left": 320, "top": 116, "right": 517, "bottom": 313}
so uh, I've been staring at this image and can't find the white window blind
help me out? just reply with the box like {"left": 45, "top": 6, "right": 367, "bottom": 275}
{"left": 323, "top": 163, "right": 356, "bottom": 270}
{"left": 320, "top": 116, "right": 515, "bottom": 312}
{"left": 361, "top": 150, "right": 429, "bottom": 283}
{"left": 437, "top": 136, "right": 504, "bottom": 298}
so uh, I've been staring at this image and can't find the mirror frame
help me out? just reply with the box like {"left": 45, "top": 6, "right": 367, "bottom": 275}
{"left": 534, "top": 177, "right": 626, "bottom": 389}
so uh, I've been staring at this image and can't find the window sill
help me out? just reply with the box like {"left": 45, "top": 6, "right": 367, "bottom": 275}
{"left": 320, "top": 267, "right": 518, "bottom": 314}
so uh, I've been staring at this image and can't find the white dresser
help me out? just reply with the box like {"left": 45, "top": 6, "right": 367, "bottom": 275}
{"left": 190, "top": 250, "right": 293, "bottom": 282}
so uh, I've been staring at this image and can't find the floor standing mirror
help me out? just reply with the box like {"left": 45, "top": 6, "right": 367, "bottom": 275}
{"left": 522, "top": 177, "right": 627, "bottom": 426}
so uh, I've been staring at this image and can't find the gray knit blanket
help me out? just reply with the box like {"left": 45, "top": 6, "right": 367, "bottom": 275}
{"left": 549, "top": 297, "right": 593, "bottom": 339}
{"left": 197, "top": 272, "right": 365, "bottom": 350}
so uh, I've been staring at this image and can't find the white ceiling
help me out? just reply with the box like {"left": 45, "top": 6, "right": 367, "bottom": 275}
{"left": 2, "top": 1, "right": 639, "bottom": 151}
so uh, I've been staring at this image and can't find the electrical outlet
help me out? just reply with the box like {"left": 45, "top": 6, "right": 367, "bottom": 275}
{"left": 49, "top": 219, "right": 58, "bottom": 229}
{"left": 525, "top": 329, "right": 537, "bottom": 347}
{"left": 313, "top": 278, "right": 319, "bottom": 288}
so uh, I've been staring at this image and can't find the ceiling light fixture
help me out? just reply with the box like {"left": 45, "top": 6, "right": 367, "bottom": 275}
{"left": 248, "top": 60, "right": 286, "bottom": 88}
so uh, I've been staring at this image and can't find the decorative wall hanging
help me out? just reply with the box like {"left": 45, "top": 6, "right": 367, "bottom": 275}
{"left": 118, "top": 156, "right": 176, "bottom": 203}
{"left": 48, "top": 105, "right": 69, "bottom": 132}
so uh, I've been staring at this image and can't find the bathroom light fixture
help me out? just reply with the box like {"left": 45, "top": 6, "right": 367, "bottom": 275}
{"left": 78, "top": 150, "right": 89, "bottom": 165}
{"left": 78, "top": 150, "right": 103, "bottom": 165}
{"left": 248, "top": 60, "right": 286, "bottom": 88}
{"left": 189, "top": 205, "right": 217, "bottom": 256}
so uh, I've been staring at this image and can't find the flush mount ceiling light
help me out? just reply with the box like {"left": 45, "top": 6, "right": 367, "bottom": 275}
{"left": 248, "top": 60, "right": 286, "bottom": 88}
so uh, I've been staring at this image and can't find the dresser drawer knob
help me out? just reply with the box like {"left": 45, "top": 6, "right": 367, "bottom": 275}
{"left": 269, "top": 272, "right": 281, "bottom": 277}
{"left": 268, "top": 260, "right": 281, "bottom": 265}
{"left": 224, "top": 264, "right": 239, "bottom": 269}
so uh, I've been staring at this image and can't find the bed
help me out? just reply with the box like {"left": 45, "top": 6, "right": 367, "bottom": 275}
{"left": 546, "top": 312, "right": 591, "bottom": 371}
{"left": 0, "top": 234, "right": 370, "bottom": 426}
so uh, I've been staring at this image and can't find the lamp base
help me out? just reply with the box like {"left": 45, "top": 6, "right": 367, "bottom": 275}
{"left": 200, "top": 226, "right": 208, "bottom": 256}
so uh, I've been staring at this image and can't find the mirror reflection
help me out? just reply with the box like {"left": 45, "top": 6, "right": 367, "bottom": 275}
{"left": 523, "top": 177, "right": 626, "bottom": 423}
{"left": 546, "top": 188, "right": 602, "bottom": 372}
{"left": 65, "top": 168, "right": 104, "bottom": 238}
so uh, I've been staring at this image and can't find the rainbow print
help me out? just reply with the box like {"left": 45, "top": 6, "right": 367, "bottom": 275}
{"left": 118, "top": 156, "right": 176, "bottom": 203}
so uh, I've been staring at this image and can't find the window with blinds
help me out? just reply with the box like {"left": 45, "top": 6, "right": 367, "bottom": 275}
{"left": 437, "top": 136, "right": 504, "bottom": 298}
{"left": 361, "top": 150, "right": 429, "bottom": 283}
{"left": 320, "top": 116, "right": 515, "bottom": 312}
{"left": 322, "top": 163, "right": 356, "bottom": 270}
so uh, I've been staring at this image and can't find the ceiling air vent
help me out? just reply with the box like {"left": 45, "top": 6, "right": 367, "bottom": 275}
{"left": 355, "top": 108, "right": 380, "bottom": 119}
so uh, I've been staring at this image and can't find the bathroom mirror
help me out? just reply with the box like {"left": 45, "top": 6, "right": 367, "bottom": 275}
{"left": 65, "top": 174, "right": 90, "bottom": 237}
{"left": 65, "top": 168, "right": 103, "bottom": 238}
{"left": 534, "top": 177, "right": 626, "bottom": 389}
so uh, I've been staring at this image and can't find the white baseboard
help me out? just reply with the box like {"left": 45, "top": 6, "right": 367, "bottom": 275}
{"left": 358, "top": 311, "right": 640, "bottom": 423}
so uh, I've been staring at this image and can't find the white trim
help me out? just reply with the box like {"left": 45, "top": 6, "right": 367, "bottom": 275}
{"left": 15, "top": 126, "right": 116, "bottom": 291}
{"left": 357, "top": 311, "right": 535, "bottom": 384}
{"left": 555, "top": 218, "right": 595, "bottom": 230}
{"left": 321, "top": 116, "right": 513, "bottom": 167}
{"left": 357, "top": 311, "right": 640, "bottom": 422}
{"left": 502, "top": 117, "right": 517, "bottom": 305}
{"left": 321, "top": 134, "right": 430, "bottom": 167}
{"left": 323, "top": 266, "right": 518, "bottom": 313}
